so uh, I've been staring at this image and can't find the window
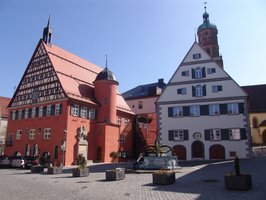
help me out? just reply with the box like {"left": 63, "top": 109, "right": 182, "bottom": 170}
{"left": 39, "top": 106, "right": 43, "bottom": 117}
{"left": 210, "top": 129, "right": 221, "bottom": 140}
{"left": 193, "top": 53, "right": 201, "bottom": 59}
{"left": 118, "top": 117, "right": 122, "bottom": 124}
{"left": 207, "top": 68, "right": 216, "bottom": 74}
{"left": 71, "top": 104, "right": 79, "bottom": 116}
{"left": 12, "top": 111, "right": 16, "bottom": 120}
{"left": 173, "top": 106, "right": 183, "bottom": 117}
{"left": 229, "top": 129, "right": 241, "bottom": 140}
{"left": 119, "top": 135, "right": 126, "bottom": 144}
{"left": 196, "top": 85, "right": 203, "bottom": 97}
{"left": 46, "top": 105, "right": 51, "bottom": 116}
{"left": 125, "top": 118, "right": 129, "bottom": 125}
{"left": 227, "top": 103, "right": 239, "bottom": 114}
{"left": 209, "top": 104, "right": 220, "bottom": 115}
{"left": 195, "top": 67, "right": 203, "bottom": 79}
{"left": 32, "top": 107, "right": 36, "bottom": 118}
{"left": 190, "top": 105, "right": 200, "bottom": 116}
{"left": 29, "top": 129, "right": 35, "bottom": 140}
{"left": 80, "top": 107, "right": 87, "bottom": 118}
{"left": 177, "top": 88, "right": 187, "bottom": 95}
{"left": 252, "top": 117, "right": 258, "bottom": 128}
{"left": 25, "top": 108, "right": 29, "bottom": 119}
{"left": 138, "top": 101, "right": 143, "bottom": 109}
{"left": 88, "top": 109, "right": 96, "bottom": 120}
{"left": 173, "top": 130, "right": 184, "bottom": 141}
{"left": 181, "top": 70, "right": 190, "bottom": 76}
{"left": 44, "top": 128, "right": 51, "bottom": 139}
{"left": 16, "top": 130, "right": 22, "bottom": 140}
{"left": 212, "top": 85, "right": 223, "bottom": 92}
{"left": 55, "top": 104, "right": 61, "bottom": 115}
{"left": 192, "top": 85, "right": 206, "bottom": 97}
{"left": 18, "top": 110, "right": 22, "bottom": 120}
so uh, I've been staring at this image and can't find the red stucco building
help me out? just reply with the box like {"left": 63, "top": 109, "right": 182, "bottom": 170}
{"left": 5, "top": 18, "right": 134, "bottom": 165}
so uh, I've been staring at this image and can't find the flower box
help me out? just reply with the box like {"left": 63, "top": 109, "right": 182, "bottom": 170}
{"left": 47, "top": 166, "right": 62, "bottom": 174}
{"left": 72, "top": 168, "right": 89, "bottom": 177}
{"left": 224, "top": 174, "right": 252, "bottom": 190}
{"left": 152, "top": 171, "right": 175, "bottom": 185}
{"left": 106, "top": 168, "right": 125, "bottom": 181}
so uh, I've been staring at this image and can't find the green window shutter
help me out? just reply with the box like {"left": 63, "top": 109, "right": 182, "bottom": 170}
{"left": 221, "top": 129, "right": 229, "bottom": 140}
{"left": 240, "top": 128, "right": 247, "bottom": 140}
{"left": 51, "top": 105, "right": 55, "bottom": 115}
{"left": 183, "top": 106, "right": 190, "bottom": 116}
{"left": 203, "top": 85, "right": 207, "bottom": 96}
{"left": 200, "top": 105, "right": 209, "bottom": 115}
{"left": 168, "top": 130, "right": 174, "bottom": 141}
{"left": 239, "top": 103, "right": 245, "bottom": 114}
{"left": 184, "top": 130, "right": 189, "bottom": 140}
{"left": 202, "top": 67, "right": 206, "bottom": 78}
{"left": 220, "top": 104, "right": 227, "bottom": 114}
{"left": 192, "top": 68, "right": 195, "bottom": 79}
{"left": 204, "top": 129, "right": 210, "bottom": 140}
{"left": 168, "top": 107, "right": 173, "bottom": 117}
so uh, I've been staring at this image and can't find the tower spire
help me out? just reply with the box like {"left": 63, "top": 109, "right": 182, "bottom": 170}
{"left": 43, "top": 15, "right": 53, "bottom": 46}
{"left": 105, "top": 54, "right": 108, "bottom": 69}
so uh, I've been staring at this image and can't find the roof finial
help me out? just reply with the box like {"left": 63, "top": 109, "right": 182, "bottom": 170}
{"left": 194, "top": 28, "right": 197, "bottom": 42}
{"left": 204, "top": 1, "right": 207, "bottom": 12}
{"left": 105, "top": 54, "right": 108, "bottom": 69}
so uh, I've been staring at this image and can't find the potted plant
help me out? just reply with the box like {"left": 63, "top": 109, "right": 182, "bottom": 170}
{"left": 47, "top": 161, "right": 62, "bottom": 174}
{"left": 224, "top": 157, "right": 252, "bottom": 190}
{"left": 152, "top": 170, "right": 175, "bottom": 185}
{"left": 106, "top": 168, "right": 125, "bottom": 181}
{"left": 72, "top": 154, "right": 89, "bottom": 177}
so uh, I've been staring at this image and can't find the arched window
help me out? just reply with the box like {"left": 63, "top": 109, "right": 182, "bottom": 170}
{"left": 54, "top": 145, "right": 59, "bottom": 159}
{"left": 195, "top": 85, "right": 203, "bottom": 97}
{"left": 32, "top": 144, "right": 39, "bottom": 156}
{"left": 252, "top": 117, "right": 258, "bottom": 128}
{"left": 195, "top": 67, "right": 202, "bottom": 79}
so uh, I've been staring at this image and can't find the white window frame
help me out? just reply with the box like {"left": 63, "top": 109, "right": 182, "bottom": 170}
{"left": 71, "top": 104, "right": 79, "bottom": 116}
{"left": 29, "top": 129, "right": 35, "bottom": 140}
{"left": 32, "top": 107, "right": 36, "bottom": 118}
{"left": 195, "top": 67, "right": 202, "bottom": 79}
{"left": 210, "top": 129, "right": 221, "bottom": 140}
{"left": 44, "top": 128, "right": 51, "bottom": 139}
{"left": 229, "top": 128, "right": 241, "bottom": 140}
{"left": 25, "top": 108, "right": 29, "bottom": 119}
{"left": 190, "top": 105, "right": 200, "bottom": 116}
{"left": 177, "top": 88, "right": 187, "bottom": 95}
{"left": 118, "top": 117, "right": 122, "bottom": 124}
{"left": 195, "top": 85, "right": 203, "bottom": 97}
{"left": 125, "top": 118, "right": 129, "bottom": 125}
{"left": 173, "top": 106, "right": 183, "bottom": 117}
{"left": 18, "top": 110, "right": 22, "bottom": 120}
{"left": 173, "top": 130, "right": 184, "bottom": 141}
{"left": 228, "top": 103, "right": 239, "bottom": 114}
{"left": 12, "top": 111, "right": 16, "bottom": 120}
{"left": 88, "top": 109, "right": 96, "bottom": 119}
{"left": 80, "top": 107, "right": 87, "bottom": 118}
{"left": 181, "top": 70, "right": 190, "bottom": 76}
{"left": 39, "top": 106, "right": 43, "bottom": 117}
{"left": 46, "top": 105, "right": 51, "bottom": 116}
{"left": 209, "top": 104, "right": 220, "bottom": 115}
{"left": 55, "top": 104, "right": 61, "bottom": 115}
{"left": 16, "top": 130, "right": 22, "bottom": 140}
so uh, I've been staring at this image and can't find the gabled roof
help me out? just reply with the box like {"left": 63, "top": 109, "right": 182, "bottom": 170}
{"left": 0, "top": 96, "right": 10, "bottom": 118}
{"left": 122, "top": 79, "right": 166, "bottom": 100}
{"left": 242, "top": 84, "right": 266, "bottom": 113}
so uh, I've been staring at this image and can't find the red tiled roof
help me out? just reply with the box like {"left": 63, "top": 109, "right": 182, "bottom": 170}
{"left": 0, "top": 96, "right": 11, "bottom": 118}
{"left": 42, "top": 41, "right": 134, "bottom": 114}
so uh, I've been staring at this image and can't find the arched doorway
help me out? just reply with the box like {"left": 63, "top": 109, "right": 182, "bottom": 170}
{"left": 173, "top": 145, "right": 187, "bottom": 160}
{"left": 209, "top": 144, "right": 225, "bottom": 159}
{"left": 263, "top": 130, "right": 266, "bottom": 144}
{"left": 192, "top": 141, "right": 204, "bottom": 159}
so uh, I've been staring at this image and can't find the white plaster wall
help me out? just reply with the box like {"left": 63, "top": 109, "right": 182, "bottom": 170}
{"left": 126, "top": 97, "right": 157, "bottom": 114}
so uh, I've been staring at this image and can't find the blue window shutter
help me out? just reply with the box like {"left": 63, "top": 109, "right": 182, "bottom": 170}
{"left": 204, "top": 130, "right": 210, "bottom": 140}
{"left": 200, "top": 105, "right": 209, "bottom": 115}
{"left": 168, "top": 107, "right": 173, "bottom": 117}
{"left": 183, "top": 106, "right": 190, "bottom": 116}
{"left": 220, "top": 104, "right": 227, "bottom": 114}
{"left": 168, "top": 130, "right": 174, "bottom": 141}
{"left": 184, "top": 130, "right": 189, "bottom": 140}
{"left": 202, "top": 67, "right": 206, "bottom": 78}
{"left": 203, "top": 85, "right": 207, "bottom": 96}
{"left": 192, "top": 68, "right": 195, "bottom": 79}
{"left": 240, "top": 128, "right": 247, "bottom": 140}
{"left": 192, "top": 86, "right": 196, "bottom": 97}
{"left": 221, "top": 129, "right": 229, "bottom": 140}
{"left": 239, "top": 103, "right": 245, "bottom": 114}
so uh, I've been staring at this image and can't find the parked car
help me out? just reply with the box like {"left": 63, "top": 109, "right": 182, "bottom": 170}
{"left": 0, "top": 155, "right": 11, "bottom": 168}
{"left": 23, "top": 156, "right": 39, "bottom": 169}
{"left": 10, "top": 156, "right": 25, "bottom": 168}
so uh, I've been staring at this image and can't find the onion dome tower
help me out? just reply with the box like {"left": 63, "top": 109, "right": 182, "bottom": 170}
{"left": 94, "top": 59, "right": 119, "bottom": 124}
{"left": 197, "top": 7, "right": 223, "bottom": 68}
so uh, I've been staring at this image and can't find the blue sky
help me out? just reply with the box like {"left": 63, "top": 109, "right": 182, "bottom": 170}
{"left": 1, "top": 0, "right": 266, "bottom": 98}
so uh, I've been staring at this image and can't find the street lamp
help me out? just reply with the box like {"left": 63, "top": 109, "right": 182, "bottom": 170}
{"left": 61, "top": 129, "right": 67, "bottom": 167}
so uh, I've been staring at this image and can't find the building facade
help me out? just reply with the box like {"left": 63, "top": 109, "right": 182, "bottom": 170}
{"left": 5, "top": 19, "right": 134, "bottom": 165}
{"left": 0, "top": 97, "right": 10, "bottom": 155}
{"left": 122, "top": 79, "right": 166, "bottom": 152}
{"left": 156, "top": 9, "right": 251, "bottom": 160}
{"left": 242, "top": 84, "right": 266, "bottom": 145}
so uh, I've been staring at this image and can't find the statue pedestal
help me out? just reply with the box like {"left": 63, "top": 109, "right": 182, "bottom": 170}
{"left": 138, "top": 156, "right": 179, "bottom": 170}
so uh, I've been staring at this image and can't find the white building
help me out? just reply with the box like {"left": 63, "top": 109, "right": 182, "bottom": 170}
{"left": 156, "top": 9, "right": 251, "bottom": 160}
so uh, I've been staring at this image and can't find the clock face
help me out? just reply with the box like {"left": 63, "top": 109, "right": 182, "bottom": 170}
{"left": 193, "top": 132, "right": 202, "bottom": 140}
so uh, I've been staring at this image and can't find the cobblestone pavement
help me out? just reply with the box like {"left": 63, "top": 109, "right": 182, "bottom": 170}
{"left": 0, "top": 157, "right": 265, "bottom": 200}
